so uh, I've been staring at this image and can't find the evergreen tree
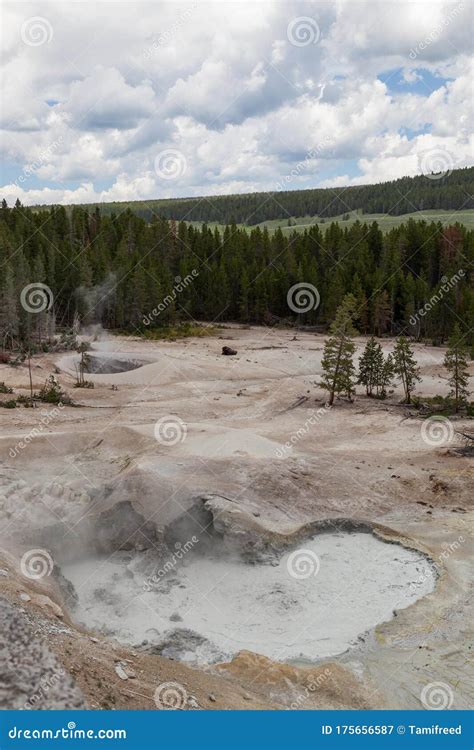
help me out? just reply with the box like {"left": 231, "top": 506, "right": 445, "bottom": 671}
{"left": 320, "top": 294, "right": 358, "bottom": 405}
{"left": 239, "top": 270, "right": 250, "bottom": 321}
{"left": 392, "top": 336, "right": 421, "bottom": 403}
{"left": 358, "top": 337, "right": 384, "bottom": 396}
{"left": 0, "top": 197, "right": 472, "bottom": 347}
{"left": 378, "top": 353, "right": 395, "bottom": 399}
{"left": 444, "top": 324, "right": 470, "bottom": 412}
{"left": 0, "top": 264, "right": 19, "bottom": 349}
{"left": 65, "top": 167, "right": 472, "bottom": 224}
{"left": 351, "top": 274, "right": 368, "bottom": 332}
{"left": 373, "top": 289, "right": 391, "bottom": 336}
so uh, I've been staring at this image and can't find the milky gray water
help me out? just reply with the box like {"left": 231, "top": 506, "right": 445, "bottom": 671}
{"left": 63, "top": 532, "right": 435, "bottom": 665}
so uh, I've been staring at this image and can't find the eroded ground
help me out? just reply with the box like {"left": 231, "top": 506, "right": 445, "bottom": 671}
{"left": 0, "top": 326, "right": 472, "bottom": 710}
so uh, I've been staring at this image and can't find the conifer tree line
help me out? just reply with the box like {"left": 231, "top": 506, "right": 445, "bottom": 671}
{"left": 77, "top": 166, "right": 474, "bottom": 225}
{"left": 321, "top": 295, "right": 471, "bottom": 410}
{"left": 0, "top": 199, "right": 473, "bottom": 352}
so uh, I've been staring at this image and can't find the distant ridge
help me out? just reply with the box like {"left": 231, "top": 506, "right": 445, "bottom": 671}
{"left": 59, "top": 166, "right": 474, "bottom": 225}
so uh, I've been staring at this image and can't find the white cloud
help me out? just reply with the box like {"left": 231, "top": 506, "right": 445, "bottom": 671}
{"left": 324, "top": 132, "right": 474, "bottom": 187}
{"left": 402, "top": 69, "right": 422, "bottom": 83}
{"left": 0, "top": 0, "right": 472, "bottom": 206}
{"left": 63, "top": 67, "right": 156, "bottom": 130}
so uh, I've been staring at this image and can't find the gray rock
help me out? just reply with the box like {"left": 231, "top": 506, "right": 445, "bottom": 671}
{"left": 114, "top": 663, "right": 129, "bottom": 680}
{"left": 115, "top": 661, "right": 136, "bottom": 680}
{"left": 186, "top": 695, "right": 200, "bottom": 709}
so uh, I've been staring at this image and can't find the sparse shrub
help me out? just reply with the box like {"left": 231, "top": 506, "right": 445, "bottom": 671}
{"left": 74, "top": 380, "right": 94, "bottom": 389}
{"left": 17, "top": 394, "right": 35, "bottom": 407}
{"left": 47, "top": 331, "right": 79, "bottom": 352}
{"left": 36, "top": 375, "right": 73, "bottom": 405}
{"left": 411, "top": 394, "right": 472, "bottom": 417}
{"left": 0, "top": 399, "right": 17, "bottom": 409}
{"left": 0, "top": 382, "right": 13, "bottom": 394}
{"left": 118, "top": 323, "right": 217, "bottom": 340}
{"left": 9, "top": 353, "right": 26, "bottom": 367}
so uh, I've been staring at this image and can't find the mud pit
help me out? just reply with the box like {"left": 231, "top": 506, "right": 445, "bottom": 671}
{"left": 0, "top": 326, "right": 472, "bottom": 710}
{"left": 83, "top": 355, "right": 148, "bottom": 375}
{"left": 59, "top": 351, "right": 151, "bottom": 376}
{"left": 63, "top": 533, "right": 435, "bottom": 666}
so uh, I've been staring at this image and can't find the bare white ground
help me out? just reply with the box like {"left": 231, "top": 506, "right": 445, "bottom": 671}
{"left": 63, "top": 532, "right": 435, "bottom": 665}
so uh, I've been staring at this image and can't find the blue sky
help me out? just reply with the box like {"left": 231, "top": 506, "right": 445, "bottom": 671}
{"left": 378, "top": 68, "right": 449, "bottom": 95}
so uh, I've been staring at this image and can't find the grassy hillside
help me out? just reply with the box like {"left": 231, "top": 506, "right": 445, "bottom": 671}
{"left": 40, "top": 166, "right": 474, "bottom": 228}
{"left": 31, "top": 168, "right": 474, "bottom": 232}
{"left": 186, "top": 209, "right": 474, "bottom": 235}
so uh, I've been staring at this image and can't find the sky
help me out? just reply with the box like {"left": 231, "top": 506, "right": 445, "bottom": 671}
{"left": 0, "top": 0, "right": 473, "bottom": 206}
